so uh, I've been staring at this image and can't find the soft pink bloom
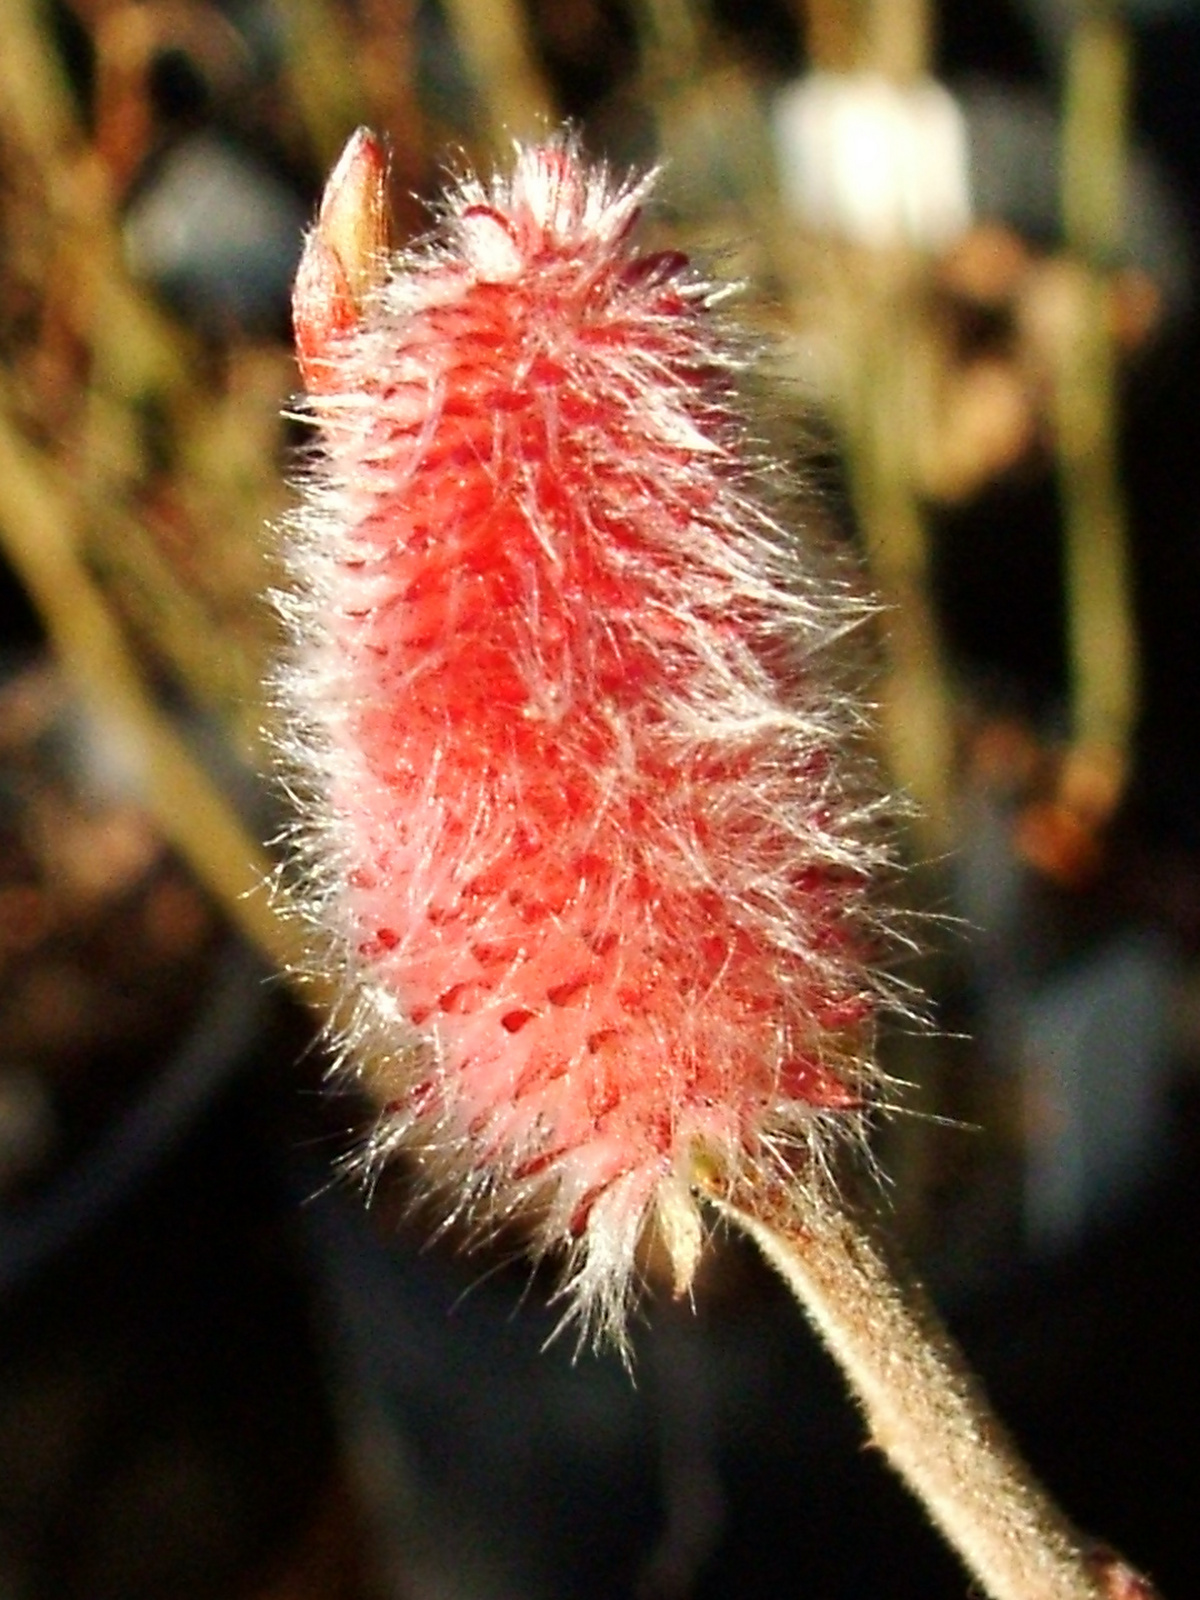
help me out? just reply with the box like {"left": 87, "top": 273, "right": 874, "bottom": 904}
{"left": 278, "top": 131, "right": 893, "bottom": 1343}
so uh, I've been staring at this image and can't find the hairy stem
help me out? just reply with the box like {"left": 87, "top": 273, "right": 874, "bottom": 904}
{"left": 709, "top": 1182, "right": 1148, "bottom": 1600}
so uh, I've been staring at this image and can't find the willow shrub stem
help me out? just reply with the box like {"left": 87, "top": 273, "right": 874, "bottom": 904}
{"left": 708, "top": 1183, "right": 1111, "bottom": 1600}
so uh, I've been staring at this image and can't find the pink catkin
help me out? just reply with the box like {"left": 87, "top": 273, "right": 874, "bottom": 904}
{"left": 279, "top": 134, "right": 893, "bottom": 1342}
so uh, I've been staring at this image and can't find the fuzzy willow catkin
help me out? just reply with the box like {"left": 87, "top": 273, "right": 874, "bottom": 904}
{"left": 278, "top": 131, "right": 895, "bottom": 1344}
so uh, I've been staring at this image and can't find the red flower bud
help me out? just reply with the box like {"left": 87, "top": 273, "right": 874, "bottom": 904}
{"left": 279, "top": 133, "right": 894, "bottom": 1344}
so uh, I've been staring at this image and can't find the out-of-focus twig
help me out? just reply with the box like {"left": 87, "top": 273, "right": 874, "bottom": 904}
{"left": 275, "top": 0, "right": 370, "bottom": 170}
{"left": 1057, "top": 4, "right": 1139, "bottom": 779}
{"left": 790, "top": 0, "right": 958, "bottom": 852}
{"left": 631, "top": 0, "right": 706, "bottom": 92}
{"left": 4, "top": 0, "right": 80, "bottom": 162}
{"left": 865, "top": 0, "right": 931, "bottom": 82}
{"left": 803, "top": 0, "right": 861, "bottom": 70}
{"left": 439, "top": 0, "right": 557, "bottom": 153}
{"left": 838, "top": 253, "right": 957, "bottom": 849}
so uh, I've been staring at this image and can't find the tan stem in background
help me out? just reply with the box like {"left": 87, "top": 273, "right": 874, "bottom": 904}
{"left": 865, "top": 0, "right": 932, "bottom": 80}
{"left": 631, "top": 0, "right": 706, "bottom": 88}
{"left": 801, "top": 0, "right": 863, "bottom": 71}
{"left": 710, "top": 1183, "right": 1137, "bottom": 1600}
{"left": 1057, "top": 8, "right": 1139, "bottom": 769}
{"left": 800, "top": 0, "right": 932, "bottom": 80}
{"left": 277, "top": 0, "right": 372, "bottom": 169}
{"left": 439, "top": 0, "right": 556, "bottom": 152}
{"left": 841, "top": 259, "right": 957, "bottom": 852}
{"left": 793, "top": 0, "right": 958, "bottom": 853}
